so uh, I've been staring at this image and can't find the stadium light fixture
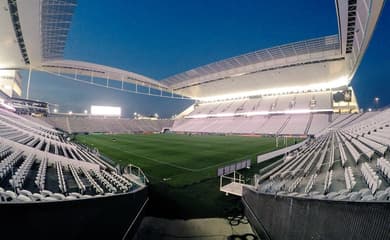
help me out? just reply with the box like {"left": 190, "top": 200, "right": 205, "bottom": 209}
{"left": 187, "top": 108, "right": 333, "bottom": 119}
{"left": 68, "top": 111, "right": 73, "bottom": 115}
{"left": 374, "top": 97, "right": 380, "bottom": 110}
{"left": 84, "top": 109, "right": 88, "bottom": 114}
{"left": 53, "top": 108, "right": 58, "bottom": 113}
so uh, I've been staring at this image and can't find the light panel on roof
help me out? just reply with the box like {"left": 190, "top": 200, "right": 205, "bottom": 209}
{"left": 195, "top": 76, "right": 349, "bottom": 102}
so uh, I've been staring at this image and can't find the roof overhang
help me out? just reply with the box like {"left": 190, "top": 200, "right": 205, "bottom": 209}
{"left": 0, "top": 0, "right": 76, "bottom": 69}
{"left": 0, "top": 0, "right": 386, "bottom": 100}
{"left": 161, "top": 0, "right": 385, "bottom": 100}
{"left": 37, "top": 60, "right": 169, "bottom": 90}
{"left": 0, "top": 0, "right": 169, "bottom": 92}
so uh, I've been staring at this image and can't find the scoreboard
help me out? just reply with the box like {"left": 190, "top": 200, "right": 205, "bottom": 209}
{"left": 90, "top": 105, "right": 121, "bottom": 116}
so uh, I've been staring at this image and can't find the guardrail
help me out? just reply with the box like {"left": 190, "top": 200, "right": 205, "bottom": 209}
{"left": 257, "top": 138, "right": 309, "bottom": 164}
{"left": 124, "top": 164, "right": 149, "bottom": 186}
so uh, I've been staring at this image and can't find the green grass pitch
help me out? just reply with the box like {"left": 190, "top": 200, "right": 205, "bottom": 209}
{"left": 76, "top": 133, "right": 293, "bottom": 186}
{"left": 76, "top": 133, "right": 296, "bottom": 218}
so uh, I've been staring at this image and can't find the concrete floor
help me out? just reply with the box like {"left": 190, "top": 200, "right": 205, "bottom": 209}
{"left": 133, "top": 216, "right": 257, "bottom": 240}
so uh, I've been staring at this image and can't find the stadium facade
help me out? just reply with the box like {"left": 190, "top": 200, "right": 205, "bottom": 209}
{"left": 0, "top": 0, "right": 389, "bottom": 239}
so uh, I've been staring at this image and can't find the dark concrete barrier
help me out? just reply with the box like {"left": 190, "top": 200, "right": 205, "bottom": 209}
{"left": 242, "top": 187, "right": 390, "bottom": 240}
{"left": 0, "top": 187, "right": 148, "bottom": 240}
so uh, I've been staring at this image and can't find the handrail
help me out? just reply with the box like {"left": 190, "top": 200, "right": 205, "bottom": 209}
{"left": 124, "top": 164, "right": 149, "bottom": 185}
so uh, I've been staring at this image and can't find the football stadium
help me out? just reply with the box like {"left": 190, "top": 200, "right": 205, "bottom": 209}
{"left": 0, "top": 0, "right": 389, "bottom": 239}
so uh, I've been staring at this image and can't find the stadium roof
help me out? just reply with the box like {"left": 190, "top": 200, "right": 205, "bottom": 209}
{"left": 38, "top": 60, "right": 168, "bottom": 90}
{"left": 162, "top": 35, "right": 342, "bottom": 88}
{"left": 0, "top": 0, "right": 386, "bottom": 100}
{"left": 160, "top": 0, "right": 386, "bottom": 100}
{"left": 0, "top": 0, "right": 76, "bottom": 67}
{"left": 0, "top": 0, "right": 166, "bottom": 90}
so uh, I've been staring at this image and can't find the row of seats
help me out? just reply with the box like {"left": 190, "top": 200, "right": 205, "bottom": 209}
{"left": 173, "top": 113, "right": 331, "bottom": 135}
{"left": 81, "top": 168, "right": 104, "bottom": 194}
{"left": 35, "top": 158, "right": 47, "bottom": 191}
{"left": 101, "top": 170, "right": 129, "bottom": 192}
{"left": 344, "top": 141, "right": 360, "bottom": 164}
{"left": 337, "top": 134, "right": 347, "bottom": 167}
{"left": 191, "top": 92, "right": 332, "bottom": 117}
{"left": 270, "top": 135, "right": 328, "bottom": 180}
{"left": 256, "top": 108, "right": 390, "bottom": 201}
{"left": 112, "top": 171, "right": 132, "bottom": 187}
{"left": 91, "top": 169, "right": 117, "bottom": 193}
{"left": 2, "top": 109, "right": 116, "bottom": 170}
{"left": 358, "top": 136, "right": 387, "bottom": 155}
{"left": 44, "top": 116, "right": 173, "bottom": 134}
{"left": 304, "top": 174, "right": 317, "bottom": 193}
{"left": 0, "top": 187, "right": 114, "bottom": 203}
{"left": 0, "top": 111, "right": 60, "bottom": 140}
{"left": 351, "top": 138, "right": 374, "bottom": 160}
{"left": 9, "top": 153, "right": 35, "bottom": 190}
{"left": 69, "top": 164, "right": 86, "bottom": 194}
{"left": 269, "top": 141, "right": 315, "bottom": 179}
{"left": 377, "top": 157, "right": 390, "bottom": 180}
{"left": 277, "top": 187, "right": 390, "bottom": 201}
{"left": 0, "top": 119, "right": 77, "bottom": 159}
{"left": 56, "top": 162, "right": 67, "bottom": 193}
{"left": 323, "top": 170, "right": 333, "bottom": 194}
{"left": 0, "top": 150, "right": 23, "bottom": 179}
{"left": 0, "top": 145, "right": 11, "bottom": 159}
{"left": 0, "top": 108, "right": 140, "bottom": 204}
{"left": 315, "top": 136, "right": 330, "bottom": 173}
{"left": 361, "top": 162, "right": 382, "bottom": 194}
{"left": 344, "top": 167, "right": 356, "bottom": 191}
{"left": 288, "top": 177, "right": 303, "bottom": 193}
{"left": 259, "top": 127, "right": 387, "bottom": 196}
{"left": 328, "top": 134, "right": 335, "bottom": 170}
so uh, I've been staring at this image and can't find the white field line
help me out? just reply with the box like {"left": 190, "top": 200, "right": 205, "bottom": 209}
{"left": 103, "top": 143, "right": 277, "bottom": 172}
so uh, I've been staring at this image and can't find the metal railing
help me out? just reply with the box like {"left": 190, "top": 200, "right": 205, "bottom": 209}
{"left": 124, "top": 164, "right": 149, "bottom": 186}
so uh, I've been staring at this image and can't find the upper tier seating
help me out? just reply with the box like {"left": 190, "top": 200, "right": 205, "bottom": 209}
{"left": 189, "top": 92, "right": 332, "bottom": 117}
{"left": 173, "top": 91, "right": 338, "bottom": 135}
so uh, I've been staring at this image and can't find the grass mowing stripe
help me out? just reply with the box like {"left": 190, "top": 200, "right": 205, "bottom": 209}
{"left": 100, "top": 143, "right": 198, "bottom": 172}
{"left": 76, "top": 134, "right": 299, "bottom": 187}
{"left": 76, "top": 133, "right": 300, "bottom": 218}
{"left": 92, "top": 138, "right": 256, "bottom": 172}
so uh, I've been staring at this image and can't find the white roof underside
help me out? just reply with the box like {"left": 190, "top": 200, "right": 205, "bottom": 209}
{"left": 0, "top": 0, "right": 386, "bottom": 100}
{"left": 161, "top": 0, "right": 385, "bottom": 99}
{"left": 162, "top": 35, "right": 342, "bottom": 88}
{"left": 0, "top": 0, "right": 76, "bottom": 68}
{"left": 38, "top": 60, "right": 168, "bottom": 90}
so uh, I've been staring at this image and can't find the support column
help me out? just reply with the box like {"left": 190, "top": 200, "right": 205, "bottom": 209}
{"left": 26, "top": 65, "right": 32, "bottom": 99}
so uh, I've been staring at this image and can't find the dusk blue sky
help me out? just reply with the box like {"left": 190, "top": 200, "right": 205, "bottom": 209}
{"left": 22, "top": 0, "right": 389, "bottom": 117}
